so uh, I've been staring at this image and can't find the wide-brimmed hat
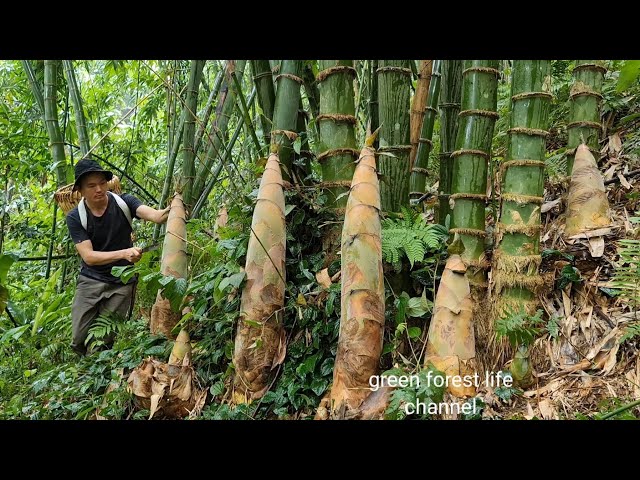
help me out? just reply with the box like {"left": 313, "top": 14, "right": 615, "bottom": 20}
{"left": 72, "top": 158, "right": 113, "bottom": 191}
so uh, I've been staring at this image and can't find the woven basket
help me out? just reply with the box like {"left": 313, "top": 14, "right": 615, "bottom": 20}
{"left": 54, "top": 176, "right": 122, "bottom": 215}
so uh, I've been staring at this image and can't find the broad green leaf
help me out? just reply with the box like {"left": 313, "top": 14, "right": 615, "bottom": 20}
{"left": 616, "top": 60, "right": 640, "bottom": 93}
{"left": 0, "top": 253, "right": 17, "bottom": 284}
{"left": 218, "top": 272, "right": 246, "bottom": 292}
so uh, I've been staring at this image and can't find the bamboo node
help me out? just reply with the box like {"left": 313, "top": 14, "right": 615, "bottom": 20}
{"left": 462, "top": 66, "right": 501, "bottom": 77}
{"left": 424, "top": 106, "right": 438, "bottom": 114}
{"left": 377, "top": 145, "right": 412, "bottom": 154}
{"left": 252, "top": 71, "right": 273, "bottom": 81}
{"left": 439, "top": 102, "right": 461, "bottom": 109}
{"left": 501, "top": 192, "right": 544, "bottom": 205}
{"left": 459, "top": 109, "right": 500, "bottom": 120}
{"left": 316, "top": 113, "right": 357, "bottom": 125}
{"left": 572, "top": 63, "right": 607, "bottom": 75}
{"left": 569, "top": 89, "right": 603, "bottom": 101}
{"left": 496, "top": 222, "right": 542, "bottom": 236}
{"left": 566, "top": 121, "right": 602, "bottom": 130}
{"left": 411, "top": 167, "right": 429, "bottom": 174}
{"left": 500, "top": 159, "right": 545, "bottom": 177}
{"left": 319, "top": 180, "right": 352, "bottom": 189}
{"left": 511, "top": 91, "right": 554, "bottom": 102}
{"left": 451, "top": 148, "right": 490, "bottom": 159}
{"left": 450, "top": 192, "right": 487, "bottom": 202}
{"left": 507, "top": 127, "right": 549, "bottom": 137}
{"left": 317, "top": 148, "right": 360, "bottom": 163}
{"left": 418, "top": 138, "right": 433, "bottom": 145}
{"left": 274, "top": 73, "right": 303, "bottom": 85}
{"left": 271, "top": 129, "right": 299, "bottom": 141}
{"left": 376, "top": 66, "right": 412, "bottom": 76}
{"left": 316, "top": 65, "right": 357, "bottom": 83}
{"left": 449, "top": 227, "right": 487, "bottom": 238}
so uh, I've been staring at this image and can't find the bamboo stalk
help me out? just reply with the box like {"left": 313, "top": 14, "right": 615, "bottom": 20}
{"left": 438, "top": 60, "right": 463, "bottom": 224}
{"left": 271, "top": 60, "right": 304, "bottom": 180}
{"left": 410, "top": 60, "right": 433, "bottom": 167}
{"left": 62, "top": 60, "right": 91, "bottom": 156}
{"left": 191, "top": 88, "right": 256, "bottom": 219}
{"left": 566, "top": 60, "right": 606, "bottom": 175}
{"left": 44, "top": 60, "right": 70, "bottom": 186}
{"left": 449, "top": 60, "right": 500, "bottom": 278}
{"left": 251, "top": 60, "right": 276, "bottom": 145}
{"left": 21, "top": 60, "right": 45, "bottom": 114}
{"left": 369, "top": 60, "right": 379, "bottom": 143}
{"left": 231, "top": 68, "right": 262, "bottom": 153}
{"left": 410, "top": 60, "right": 442, "bottom": 201}
{"left": 45, "top": 202, "right": 58, "bottom": 279}
{"left": 194, "top": 64, "right": 225, "bottom": 158}
{"left": 377, "top": 60, "right": 412, "bottom": 212}
{"left": 233, "top": 153, "right": 287, "bottom": 402}
{"left": 193, "top": 60, "right": 247, "bottom": 202}
{"left": 330, "top": 131, "right": 384, "bottom": 416}
{"left": 491, "top": 61, "right": 553, "bottom": 381}
{"left": 317, "top": 60, "right": 357, "bottom": 211}
{"left": 180, "top": 60, "right": 206, "bottom": 209}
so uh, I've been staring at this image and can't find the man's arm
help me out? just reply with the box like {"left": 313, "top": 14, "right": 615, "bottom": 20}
{"left": 135, "top": 205, "right": 170, "bottom": 224}
{"left": 75, "top": 240, "right": 142, "bottom": 266}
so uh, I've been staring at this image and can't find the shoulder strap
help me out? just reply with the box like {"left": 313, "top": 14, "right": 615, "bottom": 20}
{"left": 78, "top": 198, "right": 88, "bottom": 231}
{"left": 110, "top": 192, "right": 133, "bottom": 228}
{"left": 77, "top": 193, "right": 133, "bottom": 231}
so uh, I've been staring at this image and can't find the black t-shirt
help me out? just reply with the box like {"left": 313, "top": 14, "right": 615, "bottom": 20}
{"left": 66, "top": 192, "right": 143, "bottom": 284}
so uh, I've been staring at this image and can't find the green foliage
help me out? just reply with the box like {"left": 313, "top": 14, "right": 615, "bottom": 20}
{"left": 616, "top": 60, "right": 640, "bottom": 93}
{"left": 620, "top": 322, "right": 640, "bottom": 344}
{"left": 611, "top": 238, "right": 640, "bottom": 307}
{"left": 558, "top": 265, "right": 583, "bottom": 290}
{"left": 381, "top": 206, "right": 448, "bottom": 268}
{"left": 495, "top": 307, "right": 545, "bottom": 348}
{"left": 383, "top": 365, "right": 447, "bottom": 420}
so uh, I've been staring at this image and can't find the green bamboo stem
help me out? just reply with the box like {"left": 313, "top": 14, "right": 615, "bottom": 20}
{"left": 438, "top": 60, "right": 463, "bottom": 224}
{"left": 45, "top": 202, "right": 58, "bottom": 279}
{"left": 302, "top": 62, "right": 320, "bottom": 120}
{"left": 450, "top": 60, "right": 500, "bottom": 276}
{"left": 494, "top": 60, "right": 552, "bottom": 319}
{"left": 21, "top": 60, "right": 45, "bottom": 114}
{"left": 62, "top": 60, "right": 91, "bottom": 157}
{"left": 191, "top": 88, "right": 256, "bottom": 219}
{"left": 370, "top": 60, "right": 379, "bottom": 138}
{"left": 194, "top": 65, "right": 225, "bottom": 158}
{"left": 251, "top": 60, "right": 276, "bottom": 145}
{"left": 231, "top": 68, "right": 262, "bottom": 153}
{"left": 193, "top": 60, "right": 247, "bottom": 202}
{"left": 316, "top": 60, "right": 357, "bottom": 211}
{"left": 294, "top": 98, "right": 312, "bottom": 180}
{"left": 410, "top": 60, "right": 442, "bottom": 200}
{"left": 271, "top": 60, "right": 304, "bottom": 180}
{"left": 44, "top": 60, "right": 70, "bottom": 187}
{"left": 377, "top": 60, "right": 412, "bottom": 212}
{"left": 180, "top": 60, "right": 206, "bottom": 210}
{"left": 566, "top": 60, "right": 606, "bottom": 175}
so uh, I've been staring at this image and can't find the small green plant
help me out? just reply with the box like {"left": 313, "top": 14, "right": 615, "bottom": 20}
{"left": 383, "top": 365, "right": 447, "bottom": 420}
{"left": 381, "top": 206, "right": 448, "bottom": 270}
{"left": 495, "top": 307, "right": 545, "bottom": 348}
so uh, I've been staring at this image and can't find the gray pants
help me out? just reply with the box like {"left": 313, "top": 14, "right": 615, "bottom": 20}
{"left": 71, "top": 275, "right": 135, "bottom": 355}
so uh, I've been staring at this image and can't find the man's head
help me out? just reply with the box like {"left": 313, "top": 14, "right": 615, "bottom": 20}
{"left": 73, "top": 158, "right": 113, "bottom": 200}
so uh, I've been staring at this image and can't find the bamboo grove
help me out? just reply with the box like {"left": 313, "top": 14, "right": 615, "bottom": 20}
{"left": 1, "top": 59, "right": 639, "bottom": 420}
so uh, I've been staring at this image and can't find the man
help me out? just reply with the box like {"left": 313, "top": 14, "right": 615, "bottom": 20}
{"left": 66, "top": 157, "right": 169, "bottom": 355}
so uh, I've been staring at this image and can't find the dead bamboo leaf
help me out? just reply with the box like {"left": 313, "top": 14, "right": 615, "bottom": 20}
{"left": 587, "top": 236, "right": 605, "bottom": 258}
{"left": 617, "top": 172, "right": 632, "bottom": 189}
{"left": 524, "top": 402, "right": 536, "bottom": 420}
{"left": 541, "top": 198, "right": 561, "bottom": 213}
{"left": 315, "top": 268, "right": 332, "bottom": 289}
{"left": 608, "top": 133, "right": 622, "bottom": 155}
{"left": 538, "top": 399, "right": 558, "bottom": 420}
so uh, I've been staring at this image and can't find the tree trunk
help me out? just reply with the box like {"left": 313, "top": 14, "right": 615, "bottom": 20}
{"left": 22, "top": 60, "right": 45, "bottom": 114}
{"left": 251, "top": 60, "right": 276, "bottom": 145}
{"left": 410, "top": 60, "right": 433, "bottom": 168}
{"left": 271, "top": 60, "right": 304, "bottom": 181}
{"left": 62, "top": 60, "right": 91, "bottom": 157}
{"left": 566, "top": 60, "right": 606, "bottom": 175}
{"left": 233, "top": 153, "right": 286, "bottom": 402}
{"left": 180, "top": 60, "right": 205, "bottom": 210}
{"left": 410, "top": 60, "right": 442, "bottom": 201}
{"left": 377, "top": 60, "right": 412, "bottom": 212}
{"left": 438, "top": 60, "right": 463, "bottom": 224}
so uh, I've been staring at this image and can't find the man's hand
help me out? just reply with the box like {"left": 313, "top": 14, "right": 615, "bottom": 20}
{"left": 123, "top": 247, "right": 143, "bottom": 263}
